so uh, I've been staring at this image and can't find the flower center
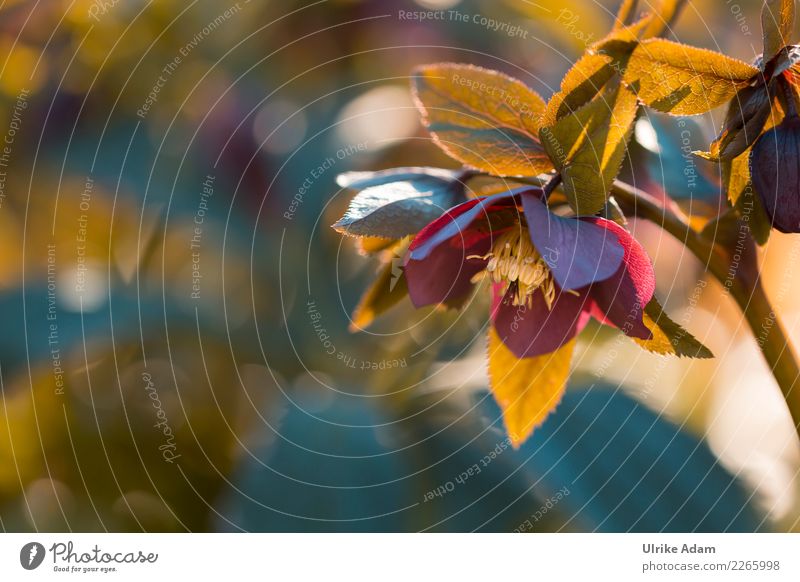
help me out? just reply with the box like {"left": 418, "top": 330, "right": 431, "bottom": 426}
{"left": 472, "top": 227, "right": 556, "bottom": 309}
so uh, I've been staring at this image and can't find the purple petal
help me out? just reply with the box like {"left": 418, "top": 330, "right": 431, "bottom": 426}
{"left": 521, "top": 193, "right": 624, "bottom": 291}
{"left": 491, "top": 284, "right": 592, "bottom": 358}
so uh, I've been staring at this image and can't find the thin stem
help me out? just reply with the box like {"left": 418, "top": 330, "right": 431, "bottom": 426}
{"left": 611, "top": 180, "right": 800, "bottom": 440}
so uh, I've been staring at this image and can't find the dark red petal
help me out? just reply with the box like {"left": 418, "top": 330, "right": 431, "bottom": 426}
{"left": 491, "top": 284, "right": 592, "bottom": 358}
{"left": 521, "top": 193, "right": 625, "bottom": 291}
{"left": 405, "top": 235, "right": 489, "bottom": 308}
{"left": 585, "top": 218, "right": 655, "bottom": 339}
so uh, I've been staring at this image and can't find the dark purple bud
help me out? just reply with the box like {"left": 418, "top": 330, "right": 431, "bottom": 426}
{"left": 750, "top": 116, "right": 800, "bottom": 233}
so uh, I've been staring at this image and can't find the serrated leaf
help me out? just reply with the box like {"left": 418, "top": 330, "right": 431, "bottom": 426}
{"left": 541, "top": 79, "right": 638, "bottom": 215}
{"left": 488, "top": 327, "right": 574, "bottom": 448}
{"left": 542, "top": 16, "right": 653, "bottom": 128}
{"left": 542, "top": 53, "right": 618, "bottom": 129}
{"left": 350, "top": 240, "right": 410, "bottom": 331}
{"left": 334, "top": 170, "right": 467, "bottom": 239}
{"left": 412, "top": 63, "right": 551, "bottom": 177}
{"left": 763, "top": 0, "right": 795, "bottom": 64}
{"left": 624, "top": 39, "right": 759, "bottom": 115}
{"left": 633, "top": 297, "right": 713, "bottom": 358}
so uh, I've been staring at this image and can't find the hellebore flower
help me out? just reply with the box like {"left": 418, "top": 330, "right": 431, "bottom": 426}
{"left": 750, "top": 115, "right": 800, "bottom": 233}
{"left": 404, "top": 188, "right": 656, "bottom": 358}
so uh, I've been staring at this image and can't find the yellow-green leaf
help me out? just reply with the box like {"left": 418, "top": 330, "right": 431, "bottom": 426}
{"left": 412, "top": 63, "right": 551, "bottom": 177}
{"left": 541, "top": 79, "right": 638, "bottom": 215}
{"left": 633, "top": 297, "right": 713, "bottom": 358}
{"left": 350, "top": 240, "right": 410, "bottom": 331}
{"left": 543, "top": 16, "right": 653, "bottom": 128}
{"left": 763, "top": 0, "right": 795, "bottom": 63}
{"left": 624, "top": 39, "right": 759, "bottom": 115}
{"left": 487, "top": 327, "right": 573, "bottom": 448}
{"left": 542, "top": 53, "right": 617, "bottom": 129}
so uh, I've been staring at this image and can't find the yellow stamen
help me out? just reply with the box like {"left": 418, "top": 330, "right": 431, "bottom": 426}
{"left": 470, "top": 227, "right": 556, "bottom": 309}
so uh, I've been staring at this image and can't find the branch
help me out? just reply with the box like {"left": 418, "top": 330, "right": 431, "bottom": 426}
{"left": 612, "top": 180, "right": 800, "bottom": 440}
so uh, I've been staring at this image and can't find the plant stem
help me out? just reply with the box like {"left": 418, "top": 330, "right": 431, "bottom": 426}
{"left": 611, "top": 180, "right": 800, "bottom": 439}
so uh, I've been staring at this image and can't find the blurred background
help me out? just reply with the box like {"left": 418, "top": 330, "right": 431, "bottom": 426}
{"left": 0, "top": 0, "right": 797, "bottom": 532}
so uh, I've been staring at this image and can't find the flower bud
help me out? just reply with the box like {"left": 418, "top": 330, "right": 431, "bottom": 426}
{"left": 750, "top": 116, "right": 800, "bottom": 233}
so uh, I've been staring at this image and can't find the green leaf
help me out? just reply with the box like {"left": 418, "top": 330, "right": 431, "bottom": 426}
{"left": 633, "top": 297, "right": 714, "bottom": 358}
{"left": 763, "top": 0, "right": 795, "bottom": 63}
{"left": 349, "top": 240, "right": 410, "bottom": 331}
{"left": 541, "top": 79, "right": 638, "bottom": 215}
{"left": 412, "top": 63, "right": 551, "bottom": 177}
{"left": 333, "top": 168, "right": 467, "bottom": 239}
{"left": 624, "top": 39, "right": 759, "bottom": 115}
{"left": 488, "top": 327, "right": 574, "bottom": 448}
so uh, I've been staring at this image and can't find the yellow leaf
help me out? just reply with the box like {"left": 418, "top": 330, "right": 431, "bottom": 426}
{"left": 412, "top": 63, "right": 552, "bottom": 177}
{"left": 633, "top": 297, "right": 713, "bottom": 358}
{"left": 541, "top": 79, "right": 638, "bottom": 215}
{"left": 762, "top": 0, "right": 795, "bottom": 63}
{"left": 624, "top": 39, "right": 759, "bottom": 115}
{"left": 487, "top": 327, "right": 574, "bottom": 448}
{"left": 542, "top": 53, "right": 617, "bottom": 129}
{"left": 350, "top": 239, "right": 410, "bottom": 331}
{"left": 357, "top": 236, "right": 396, "bottom": 255}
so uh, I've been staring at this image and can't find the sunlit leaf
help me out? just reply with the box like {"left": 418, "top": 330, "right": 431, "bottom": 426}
{"left": 543, "top": 16, "right": 652, "bottom": 128}
{"left": 488, "top": 327, "right": 573, "bottom": 448}
{"left": 624, "top": 39, "right": 759, "bottom": 115}
{"left": 633, "top": 297, "right": 713, "bottom": 358}
{"left": 334, "top": 168, "right": 467, "bottom": 238}
{"left": 350, "top": 239, "right": 410, "bottom": 331}
{"left": 763, "top": 0, "right": 795, "bottom": 64}
{"left": 357, "top": 236, "right": 396, "bottom": 255}
{"left": 412, "top": 63, "right": 551, "bottom": 177}
{"left": 541, "top": 79, "right": 638, "bottom": 215}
